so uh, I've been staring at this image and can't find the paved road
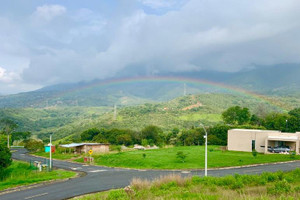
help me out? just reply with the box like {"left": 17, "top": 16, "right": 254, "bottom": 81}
{"left": 1, "top": 149, "right": 299, "bottom": 200}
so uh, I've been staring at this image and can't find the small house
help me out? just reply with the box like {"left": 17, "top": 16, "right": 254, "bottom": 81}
{"left": 228, "top": 129, "right": 300, "bottom": 154}
{"left": 60, "top": 143, "right": 109, "bottom": 154}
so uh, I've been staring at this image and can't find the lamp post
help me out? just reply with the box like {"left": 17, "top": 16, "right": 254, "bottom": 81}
{"left": 200, "top": 123, "right": 208, "bottom": 177}
{"left": 49, "top": 132, "right": 53, "bottom": 171}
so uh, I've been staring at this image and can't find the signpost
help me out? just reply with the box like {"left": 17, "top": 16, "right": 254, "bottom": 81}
{"left": 88, "top": 149, "right": 93, "bottom": 164}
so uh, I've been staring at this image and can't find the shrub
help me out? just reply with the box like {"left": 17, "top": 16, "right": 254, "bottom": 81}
{"left": 252, "top": 150, "right": 258, "bottom": 157}
{"left": 176, "top": 151, "right": 187, "bottom": 163}
{"left": 0, "top": 143, "right": 12, "bottom": 180}
{"left": 289, "top": 151, "right": 296, "bottom": 159}
{"left": 267, "top": 179, "right": 292, "bottom": 195}
{"left": 141, "top": 139, "right": 148, "bottom": 147}
{"left": 230, "top": 180, "right": 244, "bottom": 189}
{"left": 294, "top": 186, "right": 300, "bottom": 192}
{"left": 24, "top": 139, "right": 44, "bottom": 152}
{"left": 261, "top": 172, "right": 278, "bottom": 183}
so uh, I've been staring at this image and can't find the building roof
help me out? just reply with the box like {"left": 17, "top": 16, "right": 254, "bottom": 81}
{"left": 60, "top": 143, "right": 109, "bottom": 148}
{"left": 230, "top": 129, "right": 280, "bottom": 132}
{"left": 268, "top": 136, "right": 298, "bottom": 141}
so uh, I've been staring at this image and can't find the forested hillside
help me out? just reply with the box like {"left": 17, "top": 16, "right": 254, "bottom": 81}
{"left": 1, "top": 93, "right": 297, "bottom": 143}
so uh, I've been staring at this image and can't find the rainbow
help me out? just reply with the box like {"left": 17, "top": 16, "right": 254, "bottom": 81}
{"left": 52, "top": 76, "right": 288, "bottom": 111}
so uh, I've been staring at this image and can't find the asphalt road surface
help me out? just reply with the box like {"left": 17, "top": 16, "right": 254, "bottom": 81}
{"left": 1, "top": 149, "right": 299, "bottom": 200}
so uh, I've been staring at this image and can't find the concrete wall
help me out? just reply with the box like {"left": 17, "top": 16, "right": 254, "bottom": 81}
{"left": 228, "top": 129, "right": 300, "bottom": 154}
{"left": 228, "top": 129, "right": 276, "bottom": 153}
{"left": 76, "top": 144, "right": 110, "bottom": 154}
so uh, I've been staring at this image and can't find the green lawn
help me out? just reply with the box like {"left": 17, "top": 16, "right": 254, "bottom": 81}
{"left": 0, "top": 161, "right": 76, "bottom": 191}
{"left": 75, "top": 146, "right": 300, "bottom": 169}
{"left": 33, "top": 151, "right": 82, "bottom": 160}
{"left": 73, "top": 169, "right": 300, "bottom": 200}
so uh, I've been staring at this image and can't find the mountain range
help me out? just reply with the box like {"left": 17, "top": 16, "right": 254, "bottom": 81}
{"left": 0, "top": 63, "right": 299, "bottom": 108}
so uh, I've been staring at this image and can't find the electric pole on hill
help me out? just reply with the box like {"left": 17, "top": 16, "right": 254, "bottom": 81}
{"left": 184, "top": 83, "right": 187, "bottom": 96}
{"left": 113, "top": 104, "right": 117, "bottom": 120}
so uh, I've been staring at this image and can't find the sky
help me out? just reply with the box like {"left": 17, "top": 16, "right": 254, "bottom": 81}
{"left": 0, "top": 0, "right": 300, "bottom": 94}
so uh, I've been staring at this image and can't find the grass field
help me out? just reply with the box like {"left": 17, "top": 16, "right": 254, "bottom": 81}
{"left": 74, "top": 169, "right": 300, "bottom": 200}
{"left": 0, "top": 161, "right": 76, "bottom": 191}
{"left": 74, "top": 146, "right": 300, "bottom": 169}
{"left": 179, "top": 113, "right": 222, "bottom": 122}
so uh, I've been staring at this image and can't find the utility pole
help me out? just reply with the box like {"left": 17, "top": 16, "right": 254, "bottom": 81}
{"left": 113, "top": 104, "right": 117, "bottom": 120}
{"left": 49, "top": 133, "right": 53, "bottom": 171}
{"left": 200, "top": 123, "right": 208, "bottom": 177}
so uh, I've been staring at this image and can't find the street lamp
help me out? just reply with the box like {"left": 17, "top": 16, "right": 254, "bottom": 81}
{"left": 200, "top": 123, "right": 208, "bottom": 177}
{"left": 49, "top": 132, "right": 53, "bottom": 171}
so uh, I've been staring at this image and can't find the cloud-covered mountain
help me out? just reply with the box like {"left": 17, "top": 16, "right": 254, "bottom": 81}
{"left": 0, "top": 63, "right": 299, "bottom": 108}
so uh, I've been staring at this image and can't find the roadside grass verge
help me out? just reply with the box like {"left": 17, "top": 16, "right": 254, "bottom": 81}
{"left": 73, "top": 169, "right": 300, "bottom": 200}
{"left": 74, "top": 146, "right": 300, "bottom": 169}
{"left": 33, "top": 151, "right": 82, "bottom": 160}
{"left": 0, "top": 161, "right": 76, "bottom": 191}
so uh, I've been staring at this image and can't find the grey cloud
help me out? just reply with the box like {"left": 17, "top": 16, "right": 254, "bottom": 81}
{"left": 1, "top": 0, "right": 300, "bottom": 92}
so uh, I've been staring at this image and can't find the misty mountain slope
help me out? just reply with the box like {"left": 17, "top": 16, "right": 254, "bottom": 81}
{"left": 0, "top": 64, "right": 300, "bottom": 108}
{"left": 226, "top": 64, "right": 300, "bottom": 94}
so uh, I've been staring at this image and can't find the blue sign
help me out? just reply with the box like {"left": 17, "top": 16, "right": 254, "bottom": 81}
{"left": 45, "top": 146, "right": 50, "bottom": 152}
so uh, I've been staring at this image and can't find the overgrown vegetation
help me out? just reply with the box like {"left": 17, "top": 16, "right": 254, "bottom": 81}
{"left": 0, "top": 161, "right": 76, "bottom": 191}
{"left": 73, "top": 169, "right": 300, "bottom": 200}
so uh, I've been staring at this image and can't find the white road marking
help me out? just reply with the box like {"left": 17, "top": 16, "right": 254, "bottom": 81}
{"left": 181, "top": 171, "right": 191, "bottom": 174}
{"left": 89, "top": 170, "right": 107, "bottom": 173}
{"left": 24, "top": 192, "right": 48, "bottom": 199}
{"left": 70, "top": 167, "right": 82, "bottom": 170}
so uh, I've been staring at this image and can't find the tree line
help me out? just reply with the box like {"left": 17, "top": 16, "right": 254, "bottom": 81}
{"left": 79, "top": 106, "right": 300, "bottom": 147}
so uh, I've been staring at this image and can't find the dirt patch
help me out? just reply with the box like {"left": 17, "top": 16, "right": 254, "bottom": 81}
{"left": 182, "top": 102, "right": 203, "bottom": 111}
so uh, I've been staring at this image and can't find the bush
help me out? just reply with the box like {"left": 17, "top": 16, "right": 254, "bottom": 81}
{"left": 176, "top": 151, "right": 187, "bottom": 163}
{"left": 24, "top": 139, "right": 44, "bottom": 152}
{"left": 252, "top": 150, "right": 258, "bottom": 157}
{"left": 141, "top": 139, "right": 148, "bottom": 147}
{"left": 290, "top": 151, "right": 296, "bottom": 159}
{"left": 0, "top": 143, "right": 12, "bottom": 180}
{"left": 267, "top": 179, "right": 292, "bottom": 195}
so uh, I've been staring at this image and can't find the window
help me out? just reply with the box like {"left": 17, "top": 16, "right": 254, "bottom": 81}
{"left": 252, "top": 140, "right": 255, "bottom": 150}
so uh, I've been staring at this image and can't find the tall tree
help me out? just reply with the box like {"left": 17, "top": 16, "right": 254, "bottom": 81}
{"left": 0, "top": 143, "right": 12, "bottom": 180}
{"left": 141, "top": 125, "right": 163, "bottom": 145}
{"left": 11, "top": 131, "right": 31, "bottom": 144}
{"left": 222, "top": 106, "right": 251, "bottom": 125}
{"left": 0, "top": 119, "right": 18, "bottom": 148}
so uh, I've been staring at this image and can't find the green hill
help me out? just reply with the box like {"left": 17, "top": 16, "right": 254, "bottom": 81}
{"left": 2, "top": 93, "right": 298, "bottom": 143}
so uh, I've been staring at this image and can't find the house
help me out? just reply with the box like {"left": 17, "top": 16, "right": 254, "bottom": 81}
{"left": 227, "top": 129, "right": 300, "bottom": 154}
{"left": 60, "top": 143, "right": 109, "bottom": 154}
